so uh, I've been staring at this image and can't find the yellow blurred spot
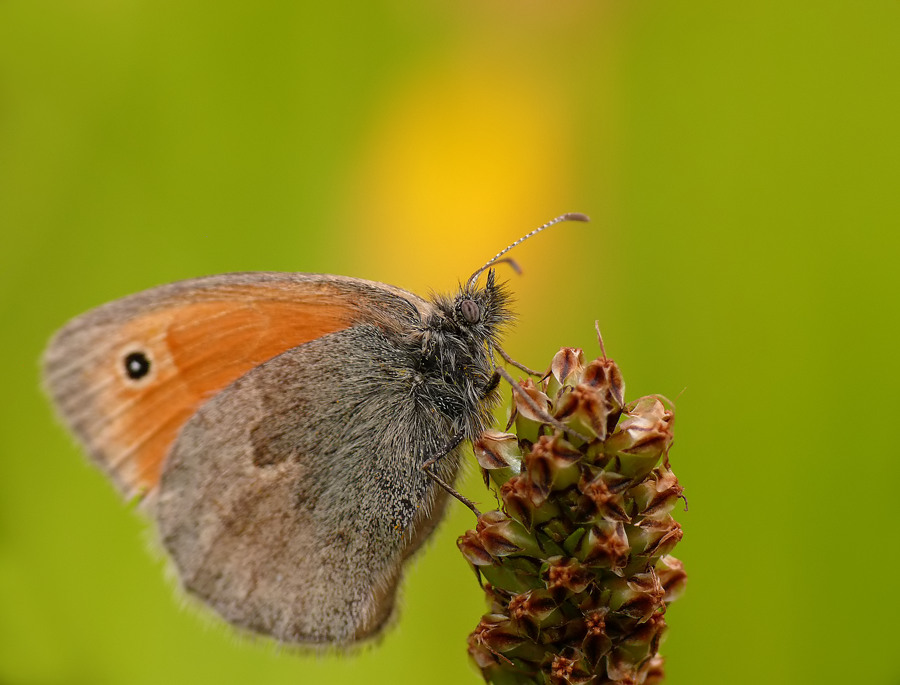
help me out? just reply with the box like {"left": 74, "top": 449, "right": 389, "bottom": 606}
{"left": 344, "top": 60, "right": 577, "bottom": 294}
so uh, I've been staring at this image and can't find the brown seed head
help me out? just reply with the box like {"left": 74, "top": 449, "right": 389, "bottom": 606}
{"left": 603, "top": 397, "right": 674, "bottom": 479}
{"left": 513, "top": 377, "right": 552, "bottom": 422}
{"left": 542, "top": 557, "right": 593, "bottom": 596}
{"left": 526, "top": 434, "right": 582, "bottom": 494}
{"left": 457, "top": 529, "right": 493, "bottom": 566}
{"left": 469, "top": 613, "right": 526, "bottom": 662}
{"left": 656, "top": 555, "right": 688, "bottom": 602}
{"left": 546, "top": 651, "right": 593, "bottom": 685}
{"left": 576, "top": 471, "right": 630, "bottom": 523}
{"left": 474, "top": 429, "right": 522, "bottom": 471}
{"left": 555, "top": 382, "right": 617, "bottom": 441}
{"left": 576, "top": 521, "right": 631, "bottom": 572}
{"left": 630, "top": 464, "right": 683, "bottom": 519}
{"left": 550, "top": 347, "right": 586, "bottom": 388}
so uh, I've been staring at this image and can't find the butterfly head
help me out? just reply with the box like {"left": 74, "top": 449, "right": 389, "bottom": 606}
{"left": 453, "top": 267, "right": 513, "bottom": 348}
{"left": 426, "top": 213, "right": 589, "bottom": 394}
{"left": 424, "top": 268, "right": 512, "bottom": 382}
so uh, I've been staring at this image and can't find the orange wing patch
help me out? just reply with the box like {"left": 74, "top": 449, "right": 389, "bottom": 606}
{"left": 45, "top": 278, "right": 376, "bottom": 500}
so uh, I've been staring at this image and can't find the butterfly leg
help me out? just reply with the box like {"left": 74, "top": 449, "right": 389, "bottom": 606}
{"left": 481, "top": 368, "right": 501, "bottom": 398}
{"left": 421, "top": 434, "right": 482, "bottom": 517}
{"left": 495, "top": 345, "right": 545, "bottom": 377}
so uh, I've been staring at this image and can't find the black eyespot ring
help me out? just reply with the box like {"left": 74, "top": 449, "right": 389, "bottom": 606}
{"left": 460, "top": 299, "right": 481, "bottom": 324}
{"left": 124, "top": 351, "right": 151, "bottom": 380}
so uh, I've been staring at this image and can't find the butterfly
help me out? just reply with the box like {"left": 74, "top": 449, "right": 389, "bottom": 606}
{"left": 42, "top": 213, "right": 588, "bottom": 646}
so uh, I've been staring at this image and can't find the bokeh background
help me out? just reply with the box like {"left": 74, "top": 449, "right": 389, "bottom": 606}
{"left": 2, "top": 2, "right": 899, "bottom": 684}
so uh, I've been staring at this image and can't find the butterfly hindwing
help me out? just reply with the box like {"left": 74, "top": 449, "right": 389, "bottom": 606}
{"left": 156, "top": 323, "right": 463, "bottom": 644}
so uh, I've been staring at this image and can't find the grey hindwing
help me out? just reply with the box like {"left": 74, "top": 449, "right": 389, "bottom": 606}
{"left": 155, "top": 324, "right": 462, "bottom": 644}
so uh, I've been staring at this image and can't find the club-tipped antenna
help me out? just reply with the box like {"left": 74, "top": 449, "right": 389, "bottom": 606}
{"left": 467, "top": 212, "right": 590, "bottom": 288}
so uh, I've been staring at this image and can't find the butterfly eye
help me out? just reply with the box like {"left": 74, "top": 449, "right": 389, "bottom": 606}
{"left": 123, "top": 351, "right": 151, "bottom": 380}
{"left": 460, "top": 299, "right": 481, "bottom": 324}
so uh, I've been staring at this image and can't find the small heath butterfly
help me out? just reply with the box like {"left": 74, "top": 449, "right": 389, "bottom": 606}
{"left": 43, "top": 213, "right": 588, "bottom": 646}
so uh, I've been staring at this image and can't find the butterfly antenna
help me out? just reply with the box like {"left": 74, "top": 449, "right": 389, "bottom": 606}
{"left": 468, "top": 212, "right": 590, "bottom": 288}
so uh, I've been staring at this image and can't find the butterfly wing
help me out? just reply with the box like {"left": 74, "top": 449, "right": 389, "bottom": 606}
{"left": 42, "top": 272, "right": 430, "bottom": 499}
{"left": 155, "top": 322, "right": 463, "bottom": 644}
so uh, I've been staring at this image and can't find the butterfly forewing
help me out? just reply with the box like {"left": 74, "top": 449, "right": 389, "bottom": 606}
{"left": 42, "top": 272, "right": 427, "bottom": 499}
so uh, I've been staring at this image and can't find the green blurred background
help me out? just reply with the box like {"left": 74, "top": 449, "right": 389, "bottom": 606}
{"left": 2, "top": 2, "right": 899, "bottom": 683}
